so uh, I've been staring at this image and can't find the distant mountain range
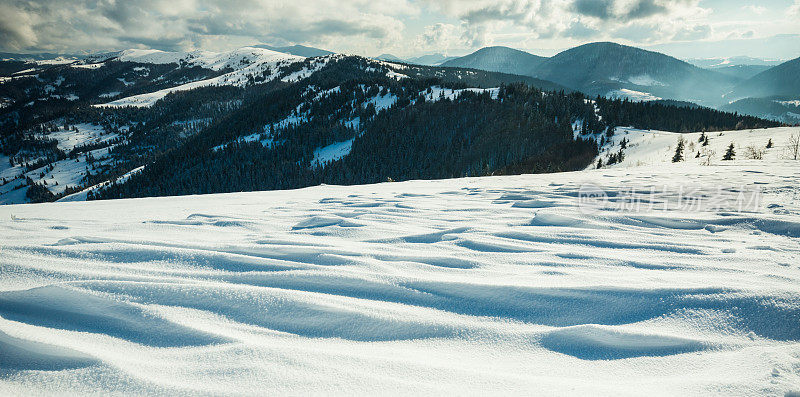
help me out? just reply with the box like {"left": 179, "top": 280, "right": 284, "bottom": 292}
{"left": 687, "top": 56, "right": 784, "bottom": 69}
{"left": 726, "top": 56, "right": 800, "bottom": 100}
{"left": 441, "top": 42, "right": 734, "bottom": 105}
{"left": 376, "top": 54, "right": 403, "bottom": 62}
{"left": 686, "top": 56, "right": 783, "bottom": 80}
{"left": 406, "top": 53, "right": 458, "bottom": 66}
{"left": 255, "top": 47, "right": 458, "bottom": 66}
{"left": 374, "top": 53, "right": 457, "bottom": 66}
{"left": 437, "top": 42, "right": 800, "bottom": 123}
{"left": 722, "top": 57, "right": 800, "bottom": 124}
{"left": 253, "top": 44, "right": 334, "bottom": 58}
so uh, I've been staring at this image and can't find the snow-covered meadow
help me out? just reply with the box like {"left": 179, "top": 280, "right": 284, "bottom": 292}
{"left": 1, "top": 128, "right": 799, "bottom": 395}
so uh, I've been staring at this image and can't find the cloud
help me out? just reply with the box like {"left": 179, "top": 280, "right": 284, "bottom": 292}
{"left": 612, "top": 22, "right": 663, "bottom": 42}
{"left": 572, "top": 0, "right": 614, "bottom": 19}
{"left": 0, "top": 4, "right": 38, "bottom": 50}
{"left": 572, "top": 0, "right": 699, "bottom": 21}
{"left": 563, "top": 20, "right": 600, "bottom": 39}
{"left": 0, "top": 0, "right": 788, "bottom": 56}
{"left": 416, "top": 23, "right": 464, "bottom": 50}
{"left": 0, "top": 0, "right": 415, "bottom": 53}
{"left": 672, "top": 24, "right": 712, "bottom": 41}
{"left": 421, "top": 0, "right": 708, "bottom": 48}
{"left": 741, "top": 5, "right": 767, "bottom": 15}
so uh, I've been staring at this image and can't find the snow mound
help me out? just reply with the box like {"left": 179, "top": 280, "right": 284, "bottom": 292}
{"left": 540, "top": 325, "right": 709, "bottom": 360}
{"left": 0, "top": 329, "right": 98, "bottom": 371}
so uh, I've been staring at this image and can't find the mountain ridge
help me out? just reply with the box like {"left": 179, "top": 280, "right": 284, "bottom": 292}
{"left": 440, "top": 46, "right": 546, "bottom": 76}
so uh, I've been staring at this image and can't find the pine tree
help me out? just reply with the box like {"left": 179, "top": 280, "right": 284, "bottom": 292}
{"left": 596, "top": 158, "right": 603, "bottom": 169}
{"left": 722, "top": 143, "right": 736, "bottom": 160}
{"left": 699, "top": 131, "right": 706, "bottom": 143}
{"left": 766, "top": 139, "right": 773, "bottom": 149}
{"left": 672, "top": 136, "right": 685, "bottom": 163}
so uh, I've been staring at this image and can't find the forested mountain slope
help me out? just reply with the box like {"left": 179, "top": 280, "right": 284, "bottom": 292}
{"left": 0, "top": 47, "right": 780, "bottom": 204}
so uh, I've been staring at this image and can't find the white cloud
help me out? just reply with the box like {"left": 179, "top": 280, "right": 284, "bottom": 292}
{"left": 741, "top": 5, "right": 767, "bottom": 15}
{"left": 415, "top": 23, "right": 464, "bottom": 51}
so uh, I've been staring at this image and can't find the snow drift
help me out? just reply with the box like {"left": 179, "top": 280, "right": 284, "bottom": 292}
{"left": 1, "top": 128, "right": 799, "bottom": 395}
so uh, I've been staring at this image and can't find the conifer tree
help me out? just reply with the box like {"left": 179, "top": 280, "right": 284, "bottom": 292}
{"left": 722, "top": 143, "right": 736, "bottom": 160}
{"left": 672, "top": 136, "right": 685, "bottom": 162}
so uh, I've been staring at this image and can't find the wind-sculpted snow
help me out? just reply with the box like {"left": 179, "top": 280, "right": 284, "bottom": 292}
{"left": 1, "top": 160, "right": 799, "bottom": 394}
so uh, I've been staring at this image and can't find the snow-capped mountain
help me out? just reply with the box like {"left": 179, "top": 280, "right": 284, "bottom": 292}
{"left": 99, "top": 47, "right": 306, "bottom": 107}
{"left": 0, "top": 43, "right": 783, "bottom": 205}
{"left": 253, "top": 44, "right": 335, "bottom": 58}
{"left": 0, "top": 46, "right": 584, "bottom": 205}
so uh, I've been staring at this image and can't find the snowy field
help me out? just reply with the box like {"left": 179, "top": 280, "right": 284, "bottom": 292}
{"left": 1, "top": 129, "right": 800, "bottom": 395}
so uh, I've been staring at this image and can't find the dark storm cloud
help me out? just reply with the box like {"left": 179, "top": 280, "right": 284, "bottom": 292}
{"left": 571, "top": 0, "right": 682, "bottom": 21}
{"left": 461, "top": 1, "right": 537, "bottom": 25}
{"left": 571, "top": 0, "right": 614, "bottom": 20}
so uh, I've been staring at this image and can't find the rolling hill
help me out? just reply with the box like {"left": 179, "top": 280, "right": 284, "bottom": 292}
{"left": 532, "top": 42, "right": 736, "bottom": 105}
{"left": 440, "top": 46, "right": 546, "bottom": 76}
{"left": 726, "top": 56, "right": 800, "bottom": 100}
{"left": 440, "top": 42, "right": 740, "bottom": 106}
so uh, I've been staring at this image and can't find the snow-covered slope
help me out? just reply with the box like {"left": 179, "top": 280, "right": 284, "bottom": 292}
{"left": 596, "top": 126, "right": 800, "bottom": 168}
{"left": 98, "top": 48, "right": 305, "bottom": 108}
{"left": 116, "top": 47, "right": 299, "bottom": 72}
{"left": 0, "top": 123, "right": 125, "bottom": 205}
{"left": 1, "top": 127, "right": 799, "bottom": 395}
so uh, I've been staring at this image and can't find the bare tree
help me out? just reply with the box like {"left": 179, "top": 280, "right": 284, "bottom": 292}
{"left": 744, "top": 145, "right": 764, "bottom": 160}
{"left": 789, "top": 133, "right": 800, "bottom": 160}
{"left": 701, "top": 150, "right": 716, "bottom": 166}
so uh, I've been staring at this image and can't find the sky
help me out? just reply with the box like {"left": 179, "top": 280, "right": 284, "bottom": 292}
{"left": 1, "top": 0, "right": 798, "bottom": 60}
